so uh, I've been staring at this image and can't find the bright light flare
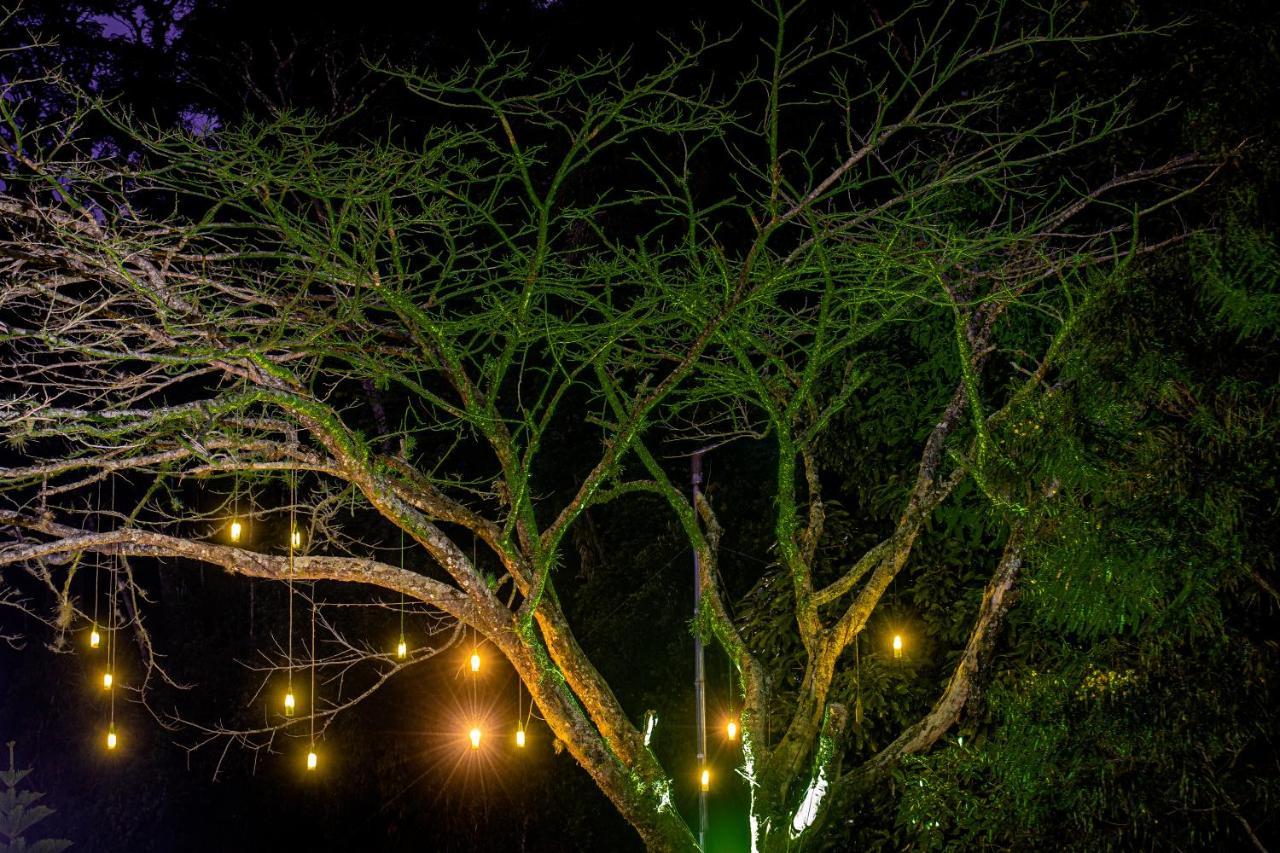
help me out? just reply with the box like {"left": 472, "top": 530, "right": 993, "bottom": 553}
{"left": 469, "top": 727, "right": 482, "bottom": 749}
{"left": 229, "top": 519, "right": 242, "bottom": 542}
{"left": 469, "top": 651, "right": 481, "bottom": 673}
{"left": 106, "top": 729, "right": 117, "bottom": 750}
{"left": 89, "top": 628, "right": 100, "bottom": 649}
{"left": 515, "top": 728, "right": 526, "bottom": 748}
{"left": 306, "top": 750, "right": 317, "bottom": 770}
{"left": 726, "top": 720, "right": 738, "bottom": 741}
{"left": 700, "top": 768, "right": 710, "bottom": 792}
{"left": 102, "top": 672, "right": 113, "bottom": 689}
{"left": 892, "top": 634, "right": 903, "bottom": 659}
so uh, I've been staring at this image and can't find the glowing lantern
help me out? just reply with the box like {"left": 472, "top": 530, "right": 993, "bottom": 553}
{"left": 515, "top": 728, "right": 526, "bottom": 748}
{"left": 726, "top": 720, "right": 738, "bottom": 741}
{"left": 284, "top": 692, "right": 296, "bottom": 715}
{"left": 102, "top": 672, "right": 113, "bottom": 689}
{"left": 469, "top": 727, "right": 482, "bottom": 750}
{"left": 469, "top": 651, "right": 481, "bottom": 673}
{"left": 229, "top": 519, "right": 242, "bottom": 542}
{"left": 892, "top": 634, "right": 903, "bottom": 659}
{"left": 291, "top": 529, "right": 302, "bottom": 549}
{"left": 306, "top": 751, "right": 317, "bottom": 770}
{"left": 396, "top": 639, "right": 407, "bottom": 659}
{"left": 106, "top": 728, "right": 117, "bottom": 750}
{"left": 700, "top": 768, "right": 710, "bottom": 792}
{"left": 89, "top": 628, "right": 101, "bottom": 649}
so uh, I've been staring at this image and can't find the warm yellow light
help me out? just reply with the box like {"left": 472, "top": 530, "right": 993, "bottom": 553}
{"left": 306, "top": 750, "right": 317, "bottom": 770}
{"left": 89, "top": 628, "right": 100, "bottom": 649}
{"left": 229, "top": 519, "right": 242, "bottom": 542}
{"left": 106, "top": 729, "right": 117, "bottom": 750}
{"left": 893, "top": 634, "right": 903, "bottom": 659}
{"left": 470, "top": 651, "right": 481, "bottom": 673}
{"left": 700, "top": 768, "right": 710, "bottom": 791}
{"left": 102, "top": 671, "right": 113, "bottom": 689}
{"left": 469, "top": 727, "right": 482, "bottom": 749}
{"left": 396, "top": 640, "right": 407, "bottom": 659}
{"left": 726, "top": 720, "right": 738, "bottom": 741}
{"left": 515, "top": 728, "right": 526, "bottom": 748}
{"left": 291, "top": 529, "right": 302, "bottom": 549}
{"left": 284, "top": 692, "right": 296, "bottom": 715}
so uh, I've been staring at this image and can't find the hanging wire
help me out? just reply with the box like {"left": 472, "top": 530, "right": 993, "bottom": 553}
{"left": 310, "top": 575, "right": 317, "bottom": 755}
{"left": 728, "top": 655, "right": 735, "bottom": 736}
{"left": 107, "top": 475, "right": 118, "bottom": 744}
{"left": 854, "top": 631, "right": 864, "bottom": 727}
{"left": 91, "top": 479, "right": 101, "bottom": 646}
{"left": 90, "top": 550, "right": 101, "bottom": 647}
{"left": 286, "top": 470, "right": 295, "bottom": 714}
{"left": 398, "top": 528, "right": 406, "bottom": 657}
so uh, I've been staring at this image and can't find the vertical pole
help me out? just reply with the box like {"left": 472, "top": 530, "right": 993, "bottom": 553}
{"left": 692, "top": 451, "right": 708, "bottom": 850}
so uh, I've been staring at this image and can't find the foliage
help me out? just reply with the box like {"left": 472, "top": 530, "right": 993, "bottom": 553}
{"left": 886, "top": 213, "right": 1280, "bottom": 850}
{"left": 0, "top": 743, "right": 72, "bottom": 853}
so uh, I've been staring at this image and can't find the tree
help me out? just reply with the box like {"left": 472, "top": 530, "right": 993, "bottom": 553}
{"left": 0, "top": 742, "right": 72, "bottom": 853}
{"left": 0, "top": 3, "right": 1218, "bottom": 850}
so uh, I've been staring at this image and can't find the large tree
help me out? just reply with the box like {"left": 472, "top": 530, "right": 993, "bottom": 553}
{"left": 0, "top": 3, "right": 1217, "bottom": 849}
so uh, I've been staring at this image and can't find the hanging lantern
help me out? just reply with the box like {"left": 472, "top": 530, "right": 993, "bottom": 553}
{"left": 469, "top": 651, "right": 481, "bottom": 673}
{"left": 700, "top": 768, "right": 710, "bottom": 792}
{"left": 892, "top": 634, "right": 903, "bottom": 660}
{"left": 229, "top": 519, "right": 242, "bottom": 543}
{"left": 291, "top": 529, "right": 302, "bottom": 549}
{"left": 726, "top": 719, "right": 738, "bottom": 741}
{"left": 106, "top": 728, "right": 118, "bottom": 750}
{"left": 396, "top": 639, "right": 407, "bottom": 660}
{"left": 102, "top": 671, "right": 113, "bottom": 689}
{"left": 469, "top": 727, "right": 482, "bottom": 750}
{"left": 515, "top": 727, "right": 526, "bottom": 748}
{"left": 306, "top": 750, "right": 317, "bottom": 770}
{"left": 89, "top": 627, "right": 101, "bottom": 649}
{"left": 284, "top": 691, "right": 296, "bottom": 715}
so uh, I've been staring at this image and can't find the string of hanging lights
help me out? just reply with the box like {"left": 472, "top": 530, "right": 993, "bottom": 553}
{"left": 90, "top": 480, "right": 104, "bottom": 649}
{"left": 396, "top": 529, "right": 407, "bottom": 660}
{"left": 284, "top": 471, "right": 296, "bottom": 718}
{"left": 87, "top": 462, "right": 806, "bottom": 796}
{"left": 89, "top": 550, "right": 101, "bottom": 650}
{"left": 228, "top": 471, "right": 242, "bottom": 543}
{"left": 104, "top": 477, "right": 119, "bottom": 751}
{"left": 307, "top": 568, "right": 318, "bottom": 772}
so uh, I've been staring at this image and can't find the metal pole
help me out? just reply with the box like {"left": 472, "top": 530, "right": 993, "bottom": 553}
{"left": 692, "top": 451, "right": 708, "bottom": 850}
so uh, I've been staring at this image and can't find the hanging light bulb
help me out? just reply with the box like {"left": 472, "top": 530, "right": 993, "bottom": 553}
{"left": 306, "top": 750, "right": 317, "bottom": 770}
{"left": 291, "top": 528, "right": 302, "bottom": 549}
{"left": 470, "top": 651, "right": 481, "bottom": 673}
{"left": 284, "top": 691, "right": 296, "bottom": 715}
{"left": 89, "top": 627, "right": 101, "bottom": 649}
{"left": 396, "top": 639, "right": 407, "bottom": 660}
{"left": 726, "top": 719, "right": 738, "bottom": 741}
{"left": 102, "top": 671, "right": 113, "bottom": 689}
{"left": 469, "top": 727, "right": 482, "bottom": 750}
{"left": 515, "top": 727, "right": 526, "bottom": 748}
{"left": 892, "top": 634, "right": 903, "bottom": 659}
{"left": 106, "top": 727, "right": 118, "bottom": 750}
{"left": 229, "top": 519, "right": 242, "bottom": 542}
{"left": 700, "top": 768, "right": 710, "bottom": 792}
